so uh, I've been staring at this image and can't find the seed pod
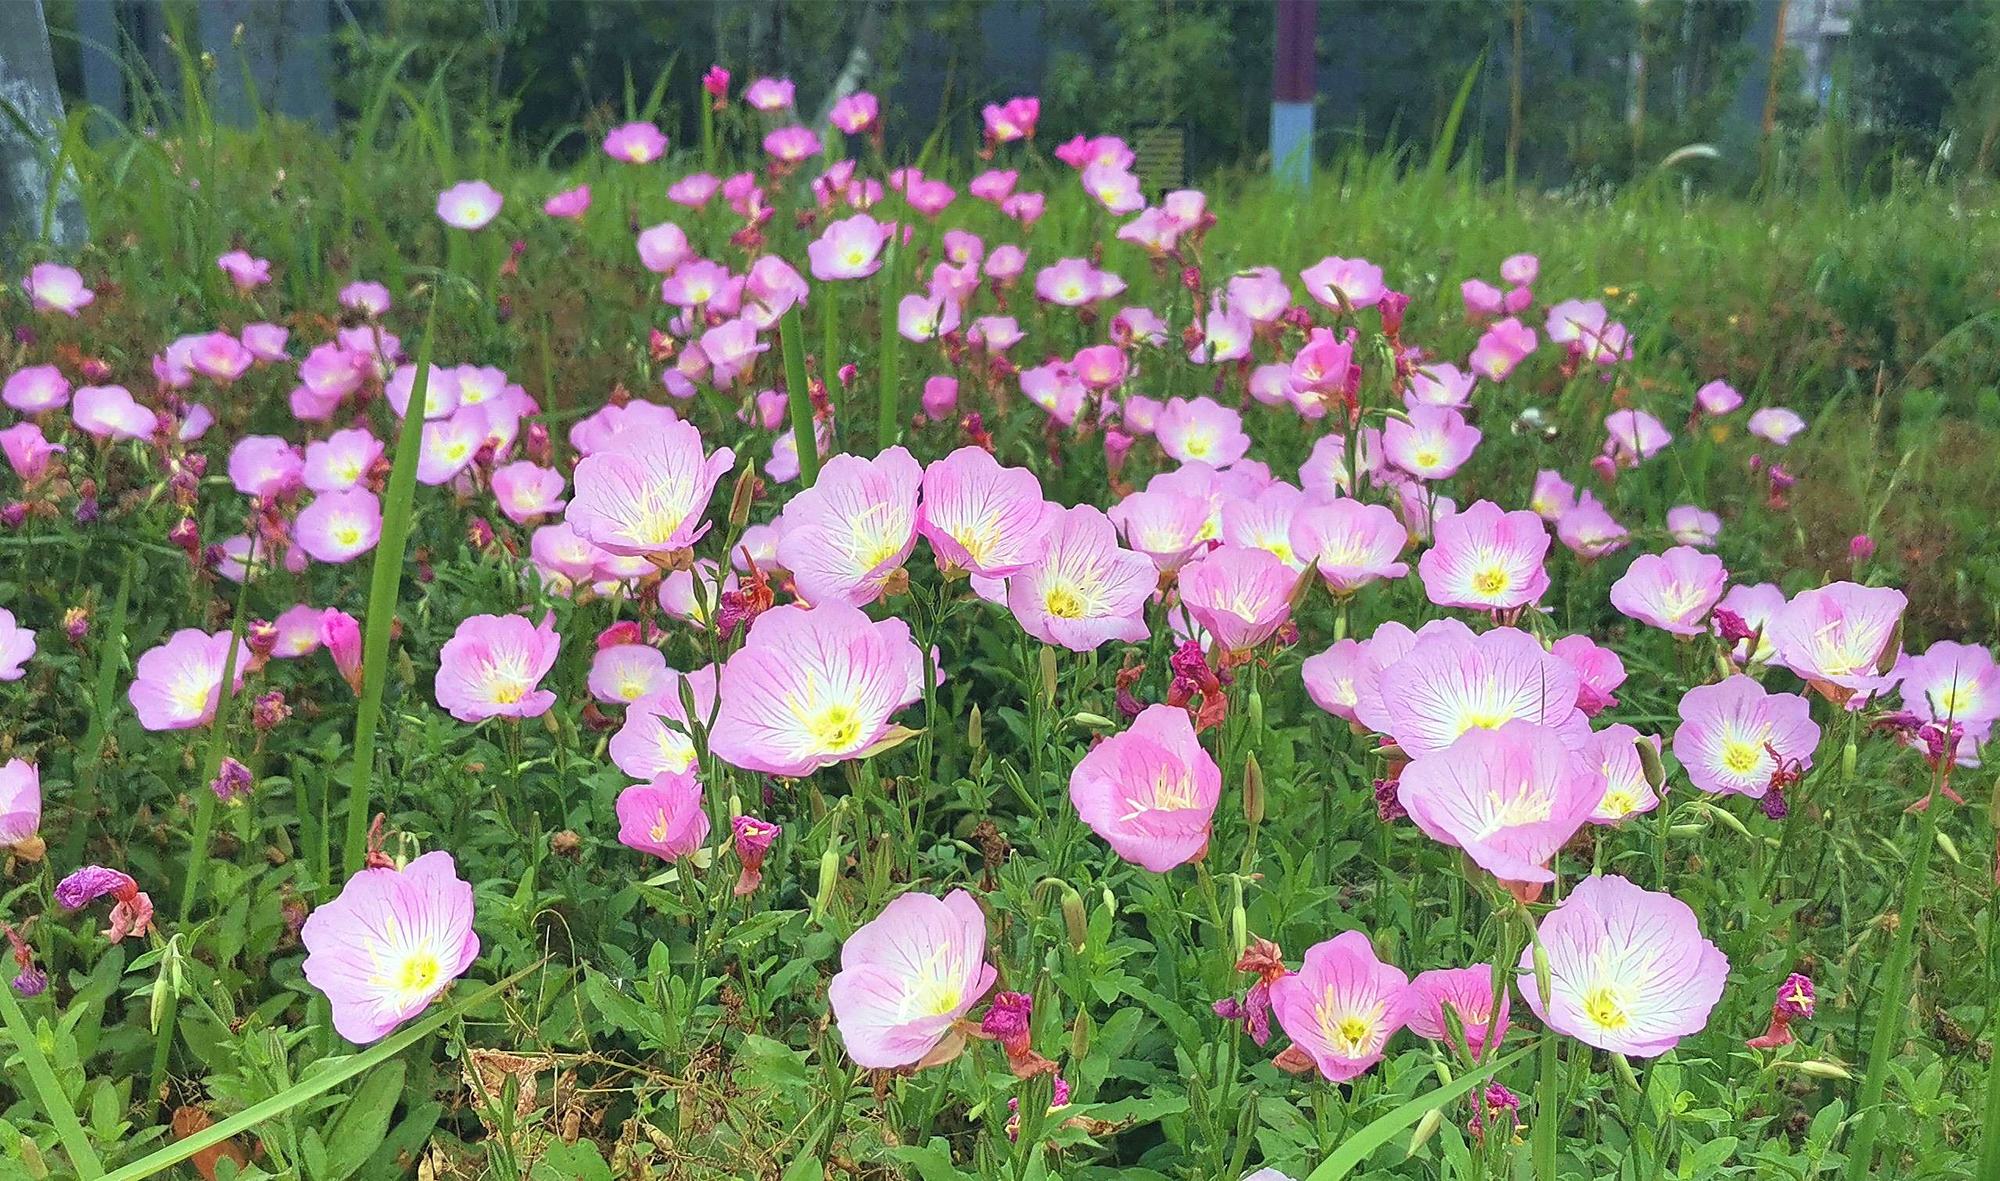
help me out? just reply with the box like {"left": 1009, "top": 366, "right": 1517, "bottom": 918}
{"left": 809, "top": 845, "right": 841, "bottom": 923}
{"left": 967, "top": 703, "right": 984, "bottom": 751}
{"left": 1247, "top": 688, "right": 1264, "bottom": 736}
{"left": 1636, "top": 737, "right": 1666, "bottom": 790}
{"left": 727, "top": 459, "right": 758, "bottom": 528}
{"left": 1243, "top": 753, "right": 1265, "bottom": 829}
{"left": 1070, "top": 1008, "right": 1092, "bottom": 1062}
{"left": 1039, "top": 646, "right": 1059, "bottom": 710}
{"left": 1841, "top": 738, "right": 1857, "bottom": 780}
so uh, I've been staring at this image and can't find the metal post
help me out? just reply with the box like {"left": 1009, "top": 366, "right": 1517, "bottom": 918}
{"left": 1271, "top": 0, "right": 1316, "bottom": 189}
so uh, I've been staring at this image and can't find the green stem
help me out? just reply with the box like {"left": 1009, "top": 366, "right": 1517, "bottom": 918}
{"left": 342, "top": 297, "right": 441, "bottom": 875}
{"left": 778, "top": 306, "right": 820, "bottom": 486}
{"left": 0, "top": 982, "right": 107, "bottom": 1178}
{"left": 876, "top": 237, "right": 902, "bottom": 453}
{"left": 1843, "top": 782, "right": 1945, "bottom": 1181}
{"left": 178, "top": 538, "right": 257, "bottom": 923}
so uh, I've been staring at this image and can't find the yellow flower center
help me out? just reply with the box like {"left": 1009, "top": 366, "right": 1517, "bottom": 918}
{"left": 1720, "top": 739, "right": 1762, "bottom": 775}
{"left": 811, "top": 704, "right": 862, "bottom": 750}
{"left": 1583, "top": 984, "right": 1630, "bottom": 1030}
{"left": 396, "top": 951, "right": 442, "bottom": 996}
{"left": 1599, "top": 788, "right": 1637, "bottom": 819}
{"left": 1044, "top": 584, "right": 1086, "bottom": 619}
{"left": 1472, "top": 566, "right": 1510, "bottom": 596}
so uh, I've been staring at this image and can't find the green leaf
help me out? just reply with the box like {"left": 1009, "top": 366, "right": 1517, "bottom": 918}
{"left": 879, "top": 1139, "right": 973, "bottom": 1181}
{"left": 1303, "top": 1045, "right": 1533, "bottom": 1181}
{"left": 321, "top": 1062, "right": 406, "bottom": 1181}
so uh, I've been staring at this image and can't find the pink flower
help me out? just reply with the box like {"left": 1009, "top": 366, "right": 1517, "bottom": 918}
{"left": 668, "top": 172, "right": 720, "bottom": 207}
{"left": 1555, "top": 493, "right": 1628, "bottom": 558}
{"left": 1588, "top": 724, "right": 1662, "bottom": 823}
{"left": 416, "top": 410, "right": 489, "bottom": 486}
{"left": 1552, "top": 634, "right": 1626, "bottom": 716}
{"left": 1399, "top": 721, "right": 1604, "bottom": 885}
{"left": 896, "top": 292, "right": 961, "bottom": 342}
{"left": 0, "top": 610, "right": 35, "bottom": 681}
{"left": 295, "top": 489, "right": 383, "bottom": 564}
{"left": 1673, "top": 675, "right": 1819, "bottom": 798}
{"left": 1019, "top": 361, "right": 1086, "bottom": 424}
{"left": 1468, "top": 317, "right": 1537, "bottom": 381}
{"left": 1219, "top": 483, "right": 1309, "bottom": 568}
{"left": 1528, "top": 469, "right": 1575, "bottom": 522}
{"left": 127, "top": 629, "right": 249, "bottom": 730}
{"left": 698, "top": 317, "right": 770, "bottom": 387}
{"left": 3, "top": 364, "right": 69, "bottom": 413}
{"left": 1155, "top": 396, "right": 1250, "bottom": 467}
{"left": 1895, "top": 640, "right": 2000, "bottom": 727}
{"left": 1696, "top": 380, "right": 1742, "bottom": 415}
{"left": 1178, "top": 546, "right": 1299, "bottom": 654}
{"left": 777, "top": 447, "right": 922, "bottom": 606}
{"left": 301, "top": 851, "right": 479, "bottom": 1044}
{"left": 1405, "top": 965, "right": 1509, "bottom": 1055}
{"left": 807, "top": 214, "right": 893, "bottom": 281}
{"left": 1603, "top": 409, "right": 1672, "bottom": 466}
{"left": 1009, "top": 506, "right": 1155, "bottom": 651}
{"left": 615, "top": 771, "right": 710, "bottom": 861}
{"left": 385, "top": 363, "right": 462, "bottom": 420}
{"left": 24, "top": 263, "right": 94, "bottom": 315}
{"left": 969, "top": 169, "right": 1017, "bottom": 202}
{"left": 744, "top": 76, "right": 795, "bottom": 111}
{"left": 72, "top": 385, "right": 157, "bottom": 441}
{"left": 339, "top": 281, "right": 392, "bottom": 316}
{"left": 1716, "top": 582, "right": 1786, "bottom": 664}
{"left": 830, "top": 889, "right": 996, "bottom": 1069}
{"left": 762, "top": 125, "right": 821, "bottom": 164}
{"left": 1544, "top": 299, "right": 1608, "bottom": 347}
{"left": 1300, "top": 256, "right": 1386, "bottom": 310}
{"left": 1667, "top": 505, "right": 1721, "bottom": 547}
{"left": 228, "top": 435, "right": 304, "bottom": 498}
{"left": 919, "top": 447, "right": 1057, "bottom": 578}
{"left": 302, "top": 429, "right": 381, "bottom": 493}
{"left": 609, "top": 666, "right": 716, "bottom": 779}
{"left": 1407, "top": 362, "right": 1475, "bottom": 409}
{"left": 1461, "top": 278, "right": 1504, "bottom": 319}
{"left": 490, "top": 461, "right": 567, "bottom": 524}
{"left": 0, "top": 759, "right": 39, "bottom": 853}
{"left": 320, "top": 609, "right": 363, "bottom": 692}
{"left": 1034, "top": 258, "right": 1118, "bottom": 307}
{"left": 921, "top": 375, "right": 959, "bottom": 419}
{"left": 636, "top": 222, "right": 692, "bottom": 274}
{"left": 1291, "top": 498, "right": 1409, "bottom": 594}
{"left": 1501, "top": 253, "right": 1539, "bottom": 285}
{"left": 1608, "top": 546, "right": 1728, "bottom": 636}
{"left": 603, "top": 122, "right": 667, "bottom": 163}
{"left": 1109, "top": 488, "right": 1211, "bottom": 571}
{"left": 1385, "top": 405, "right": 1481, "bottom": 480}
{"left": 982, "top": 96, "right": 1040, "bottom": 143}
{"left": 1269, "top": 930, "right": 1410, "bottom": 1082}
{"left": 1517, "top": 875, "right": 1727, "bottom": 1057}
{"left": 709, "top": 604, "right": 923, "bottom": 777}
{"left": 241, "top": 322, "right": 290, "bottom": 361}
{"left": 1748, "top": 407, "right": 1807, "bottom": 445}
{"left": 1069, "top": 704, "right": 1221, "bottom": 871}
{"left": 1417, "top": 500, "right": 1551, "bottom": 610}
{"left": 434, "top": 613, "right": 560, "bottom": 723}
{"left": 1377, "top": 625, "right": 1587, "bottom": 756}
{"left": 1, "top": 423, "right": 63, "bottom": 483}
{"left": 216, "top": 250, "right": 271, "bottom": 291}
{"left": 829, "top": 91, "right": 880, "bottom": 134}
{"left": 1766, "top": 581, "right": 1905, "bottom": 697}
{"left": 436, "top": 180, "right": 503, "bottom": 230}
{"left": 1080, "top": 160, "right": 1144, "bottom": 214}
{"left": 543, "top": 184, "right": 591, "bottom": 219}
{"left": 567, "top": 420, "right": 734, "bottom": 556}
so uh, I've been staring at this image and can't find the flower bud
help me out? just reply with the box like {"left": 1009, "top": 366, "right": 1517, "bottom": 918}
{"left": 1243, "top": 753, "right": 1265, "bottom": 829}
{"left": 1060, "top": 884, "right": 1087, "bottom": 951}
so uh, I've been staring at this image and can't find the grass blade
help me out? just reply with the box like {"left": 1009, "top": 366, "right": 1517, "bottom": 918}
{"left": 0, "top": 981, "right": 107, "bottom": 1178}
{"left": 341, "top": 296, "right": 440, "bottom": 876}
{"left": 779, "top": 305, "right": 820, "bottom": 486}
{"left": 1303, "top": 1045, "right": 1531, "bottom": 1180}
{"left": 97, "top": 966, "right": 535, "bottom": 1181}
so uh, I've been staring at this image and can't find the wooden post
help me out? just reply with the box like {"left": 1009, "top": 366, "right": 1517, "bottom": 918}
{"left": 1507, "top": 0, "right": 1524, "bottom": 193}
{"left": 1760, "top": 0, "right": 1790, "bottom": 182}
{"left": 0, "top": 0, "right": 88, "bottom": 256}
{"left": 1270, "top": 0, "right": 1317, "bottom": 188}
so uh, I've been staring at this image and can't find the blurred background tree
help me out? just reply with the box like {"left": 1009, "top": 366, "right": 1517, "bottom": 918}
{"left": 29, "top": 0, "right": 2000, "bottom": 188}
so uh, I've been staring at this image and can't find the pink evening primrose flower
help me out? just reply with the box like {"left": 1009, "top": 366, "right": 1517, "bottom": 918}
{"left": 1069, "top": 703, "right": 1221, "bottom": 871}
{"left": 1416, "top": 500, "right": 1551, "bottom": 611}
{"left": 227, "top": 435, "right": 304, "bottom": 498}
{"left": 0, "top": 610, "right": 35, "bottom": 681}
{"left": 1500, "top": 253, "right": 1539, "bottom": 285}
{"left": 668, "top": 171, "right": 721, "bottom": 207}
{"left": 1384, "top": 405, "right": 1481, "bottom": 480}
{"left": 1766, "top": 581, "right": 1905, "bottom": 698}
{"left": 1696, "top": 380, "right": 1743, "bottom": 415}
{"left": 709, "top": 603, "right": 923, "bottom": 777}
{"left": 216, "top": 250, "right": 271, "bottom": 291}
{"left": 829, "top": 91, "right": 880, "bottom": 134}
{"left": 1300, "top": 256, "right": 1386, "bottom": 310}
{"left": 745, "top": 76, "right": 795, "bottom": 111}
{"left": 1747, "top": 407, "right": 1807, "bottom": 446}
{"left": 1589, "top": 724, "right": 1662, "bottom": 823}
{"left": 1178, "top": 545, "right": 1300, "bottom": 654}
{"left": 918, "top": 446, "right": 1058, "bottom": 578}
{"left": 1672, "top": 675, "right": 1819, "bottom": 798}
{"left": 1220, "top": 483, "right": 1310, "bottom": 568}
{"left": 433, "top": 612, "right": 561, "bottom": 723}
{"left": 1397, "top": 721, "right": 1605, "bottom": 885}
{"left": 294, "top": 489, "right": 384, "bottom": 564}
{"left": 1468, "top": 317, "right": 1537, "bottom": 381}
{"left": 1528, "top": 469, "right": 1575, "bottom": 522}
{"left": 829, "top": 889, "right": 996, "bottom": 1069}
{"left": 1895, "top": 640, "right": 2000, "bottom": 728}
{"left": 127, "top": 629, "right": 250, "bottom": 731}
{"left": 0, "top": 758, "right": 39, "bottom": 853}
{"left": 1155, "top": 396, "right": 1250, "bottom": 467}
{"left": 1716, "top": 582, "right": 1785, "bottom": 665}
{"left": 24, "top": 263, "right": 94, "bottom": 315}
{"left": 609, "top": 666, "right": 718, "bottom": 780}
{"left": 777, "top": 447, "right": 923, "bottom": 607}
{"left": 303, "top": 428, "right": 383, "bottom": 493}
{"left": 1555, "top": 493, "right": 1628, "bottom": 559}
{"left": 1603, "top": 409, "right": 1672, "bottom": 466}
{"left": 807, "top": 214, "right": 893, "bottom": 281}
{"left": 436, "top": 180, "right": 503, "bottom": 230}
{"left": 1290, "top": 498, "right": 1409, "bottom": 595}
{"left": 1552, "top": 634, "right": 1626, "bottom": 716}
{"left": 1666, "top": 505, "right": 1721, "bottom": 547}
{"left": 982, "top": 96, "right": 1040, "bottom": 143}
{"left": 4, "top": 364, "right": 70, "bottom": 412}
{"left": 491, "top": 461, "right": 568, "bottom": 524}
{"left": 241, "top": 322, "right": 289, "bottom": 362}
{"left": 301, "top": 851, "right": 479, "bottom": 1044}
{"left": 1608, "top": 546, "right": 1728, "bottom": 636}
{"left": 762, "top": 125, "right": 822, "bottom": 165}
{"left": 1269, "top": 930, "right": 1411, "bottom": 1082}
{"left": 339, "top": 281, "right": 392, "bottom": 316}
{"left": 1461, "top": 278, "right": 1504, "bottom": 319}
{"left": 72, "top": 385, "right": 158, "bottom": 441}
{"left": 603, "top": 122, "right": 668, "bottom": 163}
{"left": 566, "top": 419, "right": 734, "bottom": 557}
{"left": 1377, "top": 625, "right": 1587, "bottom": 757}
{"left": 1008, "top": 505, "right": 1156, "bottom": 652}
{"left": 615, "top": 770, "right": 711, "bottom": 861}
{"left": 1405, "top": 964, "right": 1510, "bottom": 1056}
{"left": 1, "top": 423, "right": 62, "bottom": 485}
{"left": 1407, "top": 362, "right": 1476, "bottom": 409}
{"left": 1516, "top": 875, "right": 1728, "bottom": 1057}
{"left": 1108, "top": 488, "right": 1211, "bottom": 572}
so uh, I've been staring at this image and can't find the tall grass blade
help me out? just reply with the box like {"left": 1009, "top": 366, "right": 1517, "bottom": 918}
{"left": 1303, "top": 1044, "right": 1531, "bottom": 1179}
{"left": 341, "top": 297, "right": 440, "bottom": 875}
{"left": 779, "top": 306, "right": 819, "bottom": 486}
{"left": 0, "top": 982, "right": 107, "bottom": 1178}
